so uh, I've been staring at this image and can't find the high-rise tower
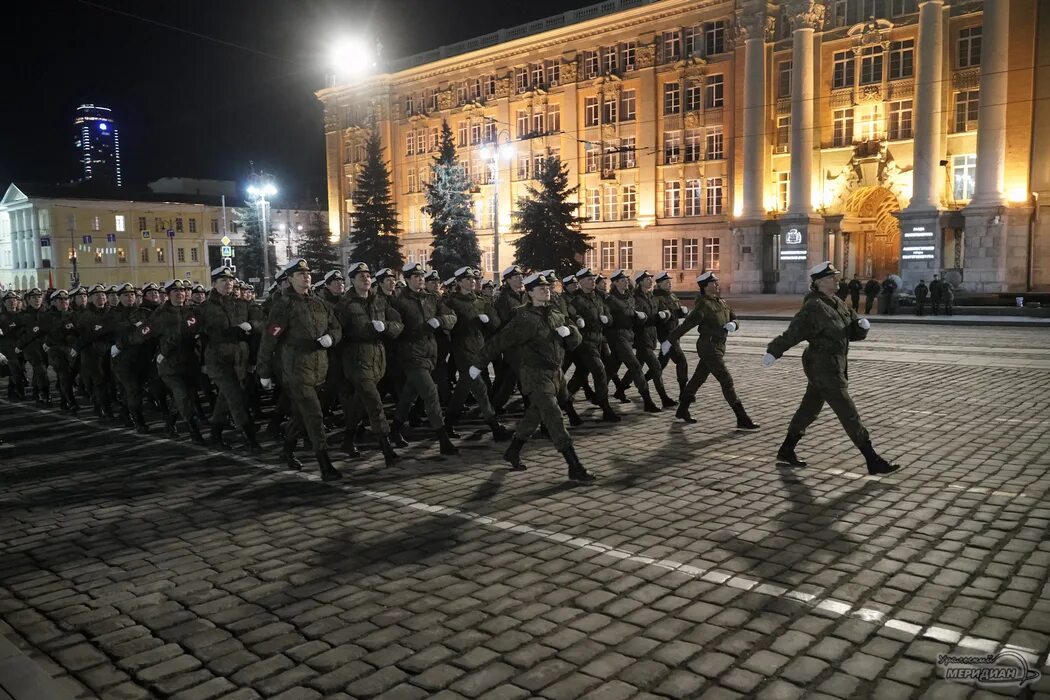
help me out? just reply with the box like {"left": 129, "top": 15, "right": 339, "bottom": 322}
{"left": 73, "top": 104, "right": 122, "bottom": 187}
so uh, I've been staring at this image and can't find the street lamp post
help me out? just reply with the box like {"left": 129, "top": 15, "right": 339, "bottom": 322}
{"left": 247, "top": 182, "right": 278, "bottom": 287}
{"left": 480, "top": 128, "right": 515, "bottom": 281}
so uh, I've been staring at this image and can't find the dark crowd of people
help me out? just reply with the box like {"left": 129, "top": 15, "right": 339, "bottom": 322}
{"left": 837, "top": 273, "right": 955, "bottom": 316}
{"left": 0, "top": 258, "right": 900, "bottom": 481}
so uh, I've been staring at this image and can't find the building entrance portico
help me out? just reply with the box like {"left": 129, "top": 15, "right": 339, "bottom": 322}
{"left": 840, "top": 186, "right": 901, "bottom": 281}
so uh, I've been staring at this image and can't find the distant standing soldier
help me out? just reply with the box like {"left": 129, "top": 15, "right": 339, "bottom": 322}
{"left": 942, "top": 279, "right": 955, "bottom": 316}
{"left": 847, "top": 275, "right": 863, "bottom": 311}
{"left": 258, "top": 258, "right": 344, "bottom": 481}
{"left": 836, "top": 279, "right": 849, "bottom": 301}
{"left": 929, "top": 274, "right": 943, "bottom": 314}
{"left": 762, "top": 261, "right": 900, "bottom": 475}
{"left": 914, "top": 280, "right": 929, "bottom": 316}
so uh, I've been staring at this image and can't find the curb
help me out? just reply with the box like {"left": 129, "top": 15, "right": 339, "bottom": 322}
{"left": 736, "top": 314, "right": 1050, "bottom": 328}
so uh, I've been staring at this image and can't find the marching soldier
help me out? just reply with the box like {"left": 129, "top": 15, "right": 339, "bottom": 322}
{"left": 763, "top": 261, "right": 900, "bottom": 475}
{"left": 0, "top": 291, "right": 26, "bottom": 400}
{"left": 318, "top": 269, "right": 349, "bottom": 425}
{"left": 41, "top": 290, "right": 80, "bottom": 412}
{"left": 373, "top": 267, "right": 404, "bottom": 402}
{"left": 390, "top": 262, "right": 459, "bottom": 455}
{"left": 605, "top": 270, "right": 660, "bottom": 412}
{"left": 16, "top": 288, "right": 50, "bottom": 405}
{"left": 198, "top": 266, "right": 263, "bottom": 453}
{"left": 152, "top": 279, "right": 207, "bottom": 444}
{"left": 110, "top": 283, "right": 155, "bottom": 432}
{"left": 568, "top": 268, "right": 619, "bottom": 422}
{"left": 664, "top": 272, "right": 758, "bottom": 430}
{"left": 652, "top": 271, "right": 689, "bottom": 398}
{"left": 336, "top": 262, "right": 402, "bottom": 463}
{"left": 471, "top": 272, "right": 596, "bottom": 483}
{"left": 258, "top": 258, "right": 343, "bottom": 481}
{"left": 443, "top": 266, "right": 513, "bottom": 441}
{"left": 491, "top": 265, "right": 527, "bottom": 413}
{"left": 76, "top": 284, "right": 116, "bottom": 420}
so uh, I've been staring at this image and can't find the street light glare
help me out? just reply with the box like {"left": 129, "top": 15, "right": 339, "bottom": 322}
{"left": 331, "top": 38, "right": 374, "bottom": 74}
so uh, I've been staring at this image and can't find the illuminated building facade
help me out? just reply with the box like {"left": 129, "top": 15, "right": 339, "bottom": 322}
{"left": 318, "top": 0, "right": 1048, "bottom": 294}
{"left": 73, "top": 104, "right": 122, "bottom": 188}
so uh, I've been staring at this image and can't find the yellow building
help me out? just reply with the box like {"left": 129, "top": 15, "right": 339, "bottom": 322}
{"left": 319, "top": 0, "right": 1044, "bottom": 294}
{"left": 0, "top": 184, "right": 243, "bottom": 290}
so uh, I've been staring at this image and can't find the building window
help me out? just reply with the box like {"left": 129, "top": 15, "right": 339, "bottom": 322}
{"left": 405, "top": 94, "right": 415, "bottom": 115}
{"left": 663, "top": 131, "right": 681, "bottom": 162}
{"left": 458, "top": 122, "right": 468, "bottom": 147}
{"left": 888, "top": 100, "right": 913, "bottom": 140}
{"left": 683, "top": 238, "right": 699, "bottom": 269}
{"left": 547, "top": 104, "right": 561, "bottom": 132}
{"left": 622, "top": 42, "right": 636, "bottom": 71}
{"left": 663, "top": 31, "right": 680, "bottom": 62}
{"left": 778, "top": 61, "right": 792, "bottom": 98}
{"left": 684, "top": 25, "right": 701, "bottom": 57}
{"left": 830, "top": 0, "right": 848, "bottom": 27}
{"left": 620, "top": 137, "right": 636, "bottom": 169}
{"left": 530, "top": 65, "right": 543, "bottom": 89}
{"left": 138, "top": 216, "right": 147, "bottom": 231}
{"left": 705, "top": 75, "right": 724, "bottom": 108}
{"left": 604, "top": 188, "right": 619, "bottom": 222}
{"left": 406, "top": 131, "right": 415, "bottom": 156}
{"left": 704, "top": 21, "right": 726, "bottom": 55}
{"left": 602, "top": 94, "right": 617, "bottom": 123}
{"left": 685, "top": 81, "right": 702, "bottom": 112}
{"left": 407, "top": 170, "right": 417, "bottom": 193}
{"left": 141, "top": 247, "right": 149, "bottom": 263}
{"left": 532, "top": 111, "right": 544, "bottom": 135}
{"left": 958, "top": 26, "right": 981, "bottom": 68}
{"left": 685, "top": 179, "right": 702, "bottom": 216}
{"left": 664, "top": 181, "right": 682, "bottom": 217}
{"left": 706, "top": 127, "right": 724, "bottom": 160}
{"left": 175, "top": 217, "right": 184, "bottom": 233}
{"left": 188, "top": 218, "right": 197, "bottom": 233}
{"left": 470, "top": 123, "right": 482, "bottom": 145}
{"left": 210, "top": 219, "right": 218, "bottom": 233}
{"left": 603, "top": 147, "right": 618, "bottom": 173}
{"left": 584, "top": 50, "right": 600, "bottom": 78}
{"left": 516, "top": 111, "right": 529, "bottom": 138}
{"left": 456, "top": 82, "right": 468, "bottom": 105}
{"left": 888, "top": 40, "right": 914, "bottom": 80}
{"left": 777, "top": 172, "right": 790, "bottom": 211}
{"left": 115, "top": 215, "right": 125, "bottom": 232}
{"left": 663, "top": 82, "right": 681, "bottom": 114}
{"left": 117, "top": 248, "right": 126, "bottom": 263}
{"left": 602, "top": 45, "right": 617, "bottom": 74}
{"left": 601, "top": 241, "right": 616, "bottom": 270}
{"left": 662, "top": 239, "right": 679, "bottom": 269}
{"left": 584, "top": 97, "right": 599, "bottom": 127}
{"left": 546, "top": 61, "right": 560, "bottom": 86}
{"left": 517, "top": 153, "right": 530, "bottom": 180}
{"left": 416, "top": 129, "right": 425, "bottom": 153}
{"left": 621, "top": 89, "right": 636, "bottom": 121}
{"left": 515, "top": 67, "right": 528, "bottom": 92}
{"left": 952, "top": 154, "right": 977, "bottom": 201}
{"left": 703, "top": 237, "right": 721, "bottom": 271}
{"left": 858, "top": 106, "right": 882, "bottom": 141}
{"left": 859, "top": 46, "right": 883, "bottom": 85}
{"left": 954, "top": 90, "right": 979, "bottom": 132}
{"left": 622, "top": 185, "right": 636, "bottom": 219}
{"left": 832, "top": 50, "right": 855, "bottom": 89}
{"left": 833, "top": 108, "right": 854, "bottom": 147}
{"left": 890, "top": 0, "right": 917, "bottom": 16}
{"left": 92, "top": 216, "right": 101, "bottom": 231}
{"left": 706, "top": 178, "right": 724, "bottom": 215}
{"left": 684, "top": 129, "right": 702, "bottom": 162}
{"left": 157, "top": 247, "right": 165, "bottom": 263}
{"left": 585, "top": 143, "right": 600, "bottom": 173}
{"left": 177, "top": 247, "right": 185, "bottom": 263}
{"left": 95, "top": 250, "right": 103, "bottom": 264}
{"left": 191, "top": 247, "right": 199, "bottom": 262}
{"left": 587, "top": 188, "right": 601, "bottom": 221}
{"left": 777, "top": 115, "right": 791, "bottom": 148}
{"left": 619, "top": 240, "right": 633, "bottom": 269}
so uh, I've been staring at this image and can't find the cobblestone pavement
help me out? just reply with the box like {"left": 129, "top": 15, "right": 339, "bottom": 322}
{"left": 1, "top": 321, "right": 1049, "bottom": 700}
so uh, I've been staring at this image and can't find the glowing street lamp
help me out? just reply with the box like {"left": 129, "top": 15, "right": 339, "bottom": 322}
{"left": 247, "top": 182, "right": 278, "bottom": 286}
{"left": 329, "top": 37, "right": 378, "bottom": 84}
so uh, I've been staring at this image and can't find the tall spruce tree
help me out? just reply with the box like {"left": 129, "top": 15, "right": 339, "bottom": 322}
{"left": 512, "top": 154, "right": 592, "bottom": 275}
{"left": 235, "top": 204, "right": 276, "bottom": 289}
{"left": 423, "top": 120, "right": 481, "bottom": 279}
{"left": 348, "top": 130, "right": 404, "bottom": 270}
{"left": 295, "top": 211, "right": 340, "bottom": 275}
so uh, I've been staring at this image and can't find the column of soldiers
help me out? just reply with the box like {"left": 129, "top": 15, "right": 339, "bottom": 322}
{"left": 0, "top": 257, "right": 901, "bottom": 481}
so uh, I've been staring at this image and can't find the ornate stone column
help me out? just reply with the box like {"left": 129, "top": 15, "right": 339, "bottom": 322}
{"left": 907, "top": 0, "right": 946, "bottom": 212}
{"left": 738, "top": 10, "right": 770, "bottom": 220}
{"left": 969, "top": 0, "right": 1008, "bottom": 207}
{"left": 786, "top": 0, "right": 823, "bottom": 217}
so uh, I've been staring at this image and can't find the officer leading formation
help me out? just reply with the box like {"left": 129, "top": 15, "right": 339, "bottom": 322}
{"left": 0, "top": 258, "right": 901, "bottom": 480}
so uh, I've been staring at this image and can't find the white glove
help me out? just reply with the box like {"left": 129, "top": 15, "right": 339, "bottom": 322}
{"left": 660, "top": 340, "right": 672, "bottom": 356}
{"left": 42, "top": 343, "right": 50, "bottom": 353}
{"left": 260, "top": 377, "right": 272, "bottom": 390}
{"left": 427, "top": 318, "right": 440, "bottom": 329}
{"left": 201, "top": 365, "right": 208, "bottom": 375}
{"left": 156, "top": 353, "right": 165, "bottom": 365}
{"left": 238, "top": 322, "right": 252, "bottom": 332}
{"left": 134, "top": 321, "right": 143, "bottom": 327}
{"left": 468, "top": 365, "right": 483, "bottom": 380}
{"left": 723, "top": 321, "right": 738, "bottom": 333}
{"left": 575, "top": 317, "right": 585, "bottom": 329}
{"left": 857, "top": 318, "right": 871, "bottom": 330}
{"left": 680, "top": 305, "right": 688, "bottom": 315}
{"left": 69, "top": 348, "right": 78, "bottom": 359}
{"left": 0, "top": 352, "right": 6, "bottom": 365}
{"left": 556, "top": 326, "right": 571, "bottom": 338}
{"left": 599, "top": 314, "right": 609, "bottom": 325}
{"left": 635, "top": 311, "right": 646, "bottom": 320}
{"left": 371, "top": 320, "right": 386, "bottom": 332}
{"left": 657, "top": 310, "right": 670, "bottom": 320}
{"left": 762, "top": 352, "right": 776, "bottom": 368}
{"left": 317, "top": 334, "right": 333, "bottom": 348}
{"left": 478, "top": 314, "right": 490, "bottom": 324}
{"left": 110, "top": 345, "right": 121, "bottom": 358}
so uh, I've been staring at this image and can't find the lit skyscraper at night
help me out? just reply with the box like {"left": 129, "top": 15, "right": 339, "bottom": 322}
{"left": 73, "top": 104, "right": 122, "bottom": 187}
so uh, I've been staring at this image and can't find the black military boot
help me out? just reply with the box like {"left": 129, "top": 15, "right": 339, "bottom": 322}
{"left": 487, "top": 419, "right": 513, "bottom": 442}
{"left": 208, "top": 426, "right": 231, "bottom": 450}
{"left": 266, "top": 417, "right": 284, "bottom": 441}
{"left": 612, "top": 386, "right": 630, "bottom": 404}
{"left": 188, "top": 419, "right": 206, "bottom": 446}
{"left": 317, "top": 450, "right": 342, "bottom": 481}
{"left": 562, "top": 401, "right": 584, "bottom": 427}
{"left": 389, "top": 420, "right": 410, "bottom": 447}
{"left": 562, "top": 445, "right": 596, "bottom": 483}
{"left": 102, "top": 403, "right": 115, "bottom": 421}
{"left": 437, "top": 427, "right": 459, "bottom": 456}
{"left": 164, "top": 412, "right": 179, "bottom": 438}
{"left": 675, "top": 396, "right": 697, "bottom": 424}
{"left": 860, "top": 440, "right": 901, "bottom": 475}
{"left": 731, "top": 402, "right": 759, "bottom": 431}
{"left": 599, "top": 400, "right": 621, "bottom": 423}
{"left": 776, "top": 432, "right": 807, "bottom": 467}
{"left": 242, "top": 426, "right": 263, "bottom": 455}
{"left": 445, "top": 422, "right": 462, "bottom": 439}
{"left": 41, "top": 390, "right": 52, "bottom": 408}
{"left": 134, "top": 410, "right": 151, "bottom": 434}
{"left": 659, "top": 391, "right": 678, "bottom": 408}
{"left": 378, "top": 435, "right": 400, "bottom": 465}
{"left": 642, "top": 392, "right": 662, "bottom": 413}
{"left": 341, "top": 431, "right": 361, "bottom": 457}
{"left": 119, "top": 406, "right": 135, "bottom": 429}
{"left": 282, "top": 438, "right": 303, "bottom": 471}
{"left": 503, "top": 437, "right": 527, "bottom": 471}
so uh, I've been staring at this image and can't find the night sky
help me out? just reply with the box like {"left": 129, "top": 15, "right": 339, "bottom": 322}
{"left": 2, "top": 0, "right": 598, "bottom": 205}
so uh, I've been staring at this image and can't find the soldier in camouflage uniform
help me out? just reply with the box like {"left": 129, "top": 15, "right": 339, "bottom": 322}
{"left": 16, "top": 288, "right": 50, "bottom": 405}
{"left": 472, "top": 272, "right": 596, "bottom": 483}
{"left": 259, "top": 258, "right": 343, "bottom": 480}
{"left": 490, "top": 265, "right": 527, "bottom": 413}
{"left": 0, "top": 291, "right": 27, "bottom": 400}
{"left": 664, "top": 272, "right": 758, "bottom": 430}
{"left": 632, "top": 271, "right": 677, "bottom": 408}
{"left": 652, "top": 271, "right": 689, "bottom": 396}
{"left": 40, "top": 290, "right": 80, "bottom": 412}
{"left": 568, "top": 268, "right": 620, "bottom": 422}
{"left": 373, "top": 267, "right": 404, "bottom": 403}
{"left": 110, "top": 283, "right": 156, "bottom": 432}
{"left": 152, "top": 279, "right": 207, "bottom": 445}
{"left": 76, "top": 284, "right": 116, "bottom": 420}
{"left": 605, "top": 270, "right": 660, "bottom": 412}
{"left": 763, "top": 262, "right": 900, "bottom": 475}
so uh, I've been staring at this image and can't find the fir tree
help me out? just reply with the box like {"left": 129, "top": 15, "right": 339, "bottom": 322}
{"left": 295, "top": 211, "right": 340, "bottom": 275}
{"left": 424, "top": 121, "right": 481, "bottom": 279}
{"left": 348, "top": 130, "right": 404, "bottom": 270}
{"left": 512, "top": 154, "right": 592, "bottom": 275}
{"left": 235, "top": 204, "right": 276, "bottom": 289}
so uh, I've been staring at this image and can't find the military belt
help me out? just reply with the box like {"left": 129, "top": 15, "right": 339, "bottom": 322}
{"left": 285, "top": 338, "right": 324, "bottom": 351}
